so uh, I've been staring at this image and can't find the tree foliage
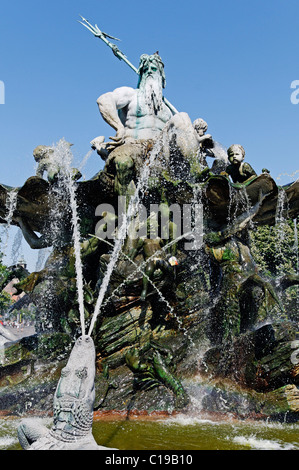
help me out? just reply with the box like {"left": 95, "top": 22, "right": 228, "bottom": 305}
{"left": 0, "top": 253, "right": 13, "bottom": 314}
{"left": 250, "top": 218, "right": 299, "bottom": 321}
{"left": 250, "top": 219, "right": 298, "bottom": 277}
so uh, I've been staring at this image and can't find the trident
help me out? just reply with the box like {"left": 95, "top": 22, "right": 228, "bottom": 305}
{"left": 78, "top": 16, "right": 178, "bottom": 115}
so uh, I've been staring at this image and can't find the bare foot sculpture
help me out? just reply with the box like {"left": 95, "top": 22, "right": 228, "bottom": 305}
{"left": 17, "top": 335, "right": 117, "bottom": 450}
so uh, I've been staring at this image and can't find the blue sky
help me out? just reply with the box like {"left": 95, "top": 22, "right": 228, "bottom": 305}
{"left": 0, "top": 0, "right": 299, "bottom": 270}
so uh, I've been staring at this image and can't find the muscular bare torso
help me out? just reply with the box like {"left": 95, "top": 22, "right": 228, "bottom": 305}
{"left": 97, "top": 86, "right": 173, "bottom": 142}
{"left": 123, "top": 89, "right": 173, "bottom": 140}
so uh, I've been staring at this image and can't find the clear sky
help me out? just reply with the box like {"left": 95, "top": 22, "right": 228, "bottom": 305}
{"left": 0, "top": 0, "right": 299, "bottom": 270}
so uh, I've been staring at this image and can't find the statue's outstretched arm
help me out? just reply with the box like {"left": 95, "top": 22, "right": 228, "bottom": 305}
{"left": 97, "top": 87, "right": 135, "bottom": 146}
{"left": 35, "top": 162, "right": 46, "bottom": 178}
{"left": 97, "top": 91, "right": 123, "bottom": 132}
{"left": 15, "top": 216, "right": 50, "bottom": 249}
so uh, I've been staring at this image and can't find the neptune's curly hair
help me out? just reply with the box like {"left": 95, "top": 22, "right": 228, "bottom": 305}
{"left": 137, "top": 53, "right": 166, "bottom": 89}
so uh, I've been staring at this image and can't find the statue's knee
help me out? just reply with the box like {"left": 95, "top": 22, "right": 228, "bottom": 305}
{"left": 169, "top": 111, "right": 192, "bottom": 130}
{"left": 115, "top": 155, "right": 134, "bottom": 170}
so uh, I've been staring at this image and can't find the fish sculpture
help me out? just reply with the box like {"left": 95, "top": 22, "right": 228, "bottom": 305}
{"left": 18, "top": 335, "right": 117, "bottom": 450}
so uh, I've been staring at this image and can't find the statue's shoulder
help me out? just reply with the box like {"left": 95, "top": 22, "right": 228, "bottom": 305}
{"left": 98, "top": 86, "right": 136, "bottom": 108}
{"left": 115, "top": 86, "right": 138, "bottom": 110}
{"left": 111, "top": 86, "right": 136, "bottom": 98}
{"left": 241, "top": 161, "right": 256, "bottom": 176}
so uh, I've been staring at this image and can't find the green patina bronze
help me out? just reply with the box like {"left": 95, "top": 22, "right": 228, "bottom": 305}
{"left": 1, "top": 30, "right": 299, "bottom": 422}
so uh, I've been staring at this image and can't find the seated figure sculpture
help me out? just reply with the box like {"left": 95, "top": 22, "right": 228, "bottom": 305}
{"left": 225, "top": 144, "right": 257, "bottom": 184}
{"left": 33, "top": 145, "right": 55, "bottom": 180}
{"left": 33, "top": 143, "right": 81, "bottom": 184}
{"left": 193, "top": 118, "right": 213, "bottom": 168}
{"left": 92, "top": 53, "right": 211, "bottom": 192}
{"left": 98, "top": 53, "right": 172, "bottom": 145}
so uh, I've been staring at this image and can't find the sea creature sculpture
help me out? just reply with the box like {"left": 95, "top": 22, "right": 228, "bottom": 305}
{"left": 0, "top": 324, "right": 18, "bottom": 344}
{"left": 17, "top": 335, "right": 117, "bottom": 450}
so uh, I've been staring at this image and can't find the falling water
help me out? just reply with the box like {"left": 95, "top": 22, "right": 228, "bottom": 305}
{"left": 241, "top": 187, "right": 255, "bottom": 230}
{"left": 50, "top": 139, "right": 86, "bottom": 336}
{"left": 98, "top": 231, "right": 196, "bottom": 344}
{"left": 78, "top": 149, "right": 93, "bottom": 171}
{"left": 184, "top": 185, "right": 205, "bottom": 276}
{"left": 88, "top": 139, "right": 164, "bottom": 336}
{"left": 96, "top": 236, "right": 176, "bottom": 313}
{"left": 10, "top": 229, "right": 23, "bottom": 266}
{"left": 35, "top": 247, "right": 51, "bottom": 272}
{"left": 294, "top": 219, "right": 299, "bottom": 272}
{"left": 189, "top": 185, "right": 204, "bottom": 251}
{"left": 276, "top": 169, "right": 299, "bottom": 184}
{"left": 226, "top": 180, "right": 235, "bottom": 230}
{"left": 211, "top": 141, "right": 228, "bottom": 163}
{"left": 227, "top": 186, "right": 252, "bottom": 234}
{"left": 0, "top": 337, "right": 5, "bottom": 366}
{"left": 293, "top": 218, "right": 299, "bottom": 311}
{"left": 275, "top": 188, "right": 288, "bottom": 275}
{"left": 275, "top": 189, "right": 288, "bottom": 246}
{"left": 2, "top": 188, "right": 18, "bottom": 250}
{"left": 77, "top": 149, "right": 94, "bottom": 181}
{"left": 86, "top": 136, "right": 207, "bottom": 342}
{"left": 99, "top": 232, "right": 191, "bottom": 307}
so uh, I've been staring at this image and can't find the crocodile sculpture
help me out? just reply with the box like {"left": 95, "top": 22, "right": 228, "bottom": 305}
{"left": 17, "top": 335, "right": 117, "bottom": 450}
